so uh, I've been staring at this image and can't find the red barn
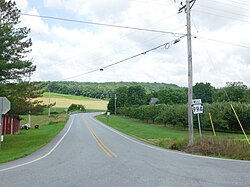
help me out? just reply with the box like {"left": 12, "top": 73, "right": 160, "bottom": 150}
{"left": 1, "top": 115, "right": 20, "bottom": 135}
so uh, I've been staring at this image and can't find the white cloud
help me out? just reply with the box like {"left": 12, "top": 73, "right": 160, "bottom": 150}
{"left": 15, "top": 0, "right": 28, "bottom": 11}
{"left": 12, "top": 0, "right": 250, "bottom": 87}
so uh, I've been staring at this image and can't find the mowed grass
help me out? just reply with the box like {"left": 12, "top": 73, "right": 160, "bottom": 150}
{"left": 96, "top": 115, "right": 188, "bottom": 143}
{"left": 37, "top": 92, "right": 108, "bottom": 111}
{"left": 96, "top": 115, "right": 250, "bottom": 160}
{"left": 0, "top": 113, "right": 68, "bottom": 163}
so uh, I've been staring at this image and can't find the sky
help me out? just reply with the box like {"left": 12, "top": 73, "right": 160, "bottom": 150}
{"left": 14, "top": 0, "right": 250, "bottom": 88}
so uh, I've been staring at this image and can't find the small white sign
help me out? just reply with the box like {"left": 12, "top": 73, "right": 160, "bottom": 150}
{"left": 192, "top": 99, "right": 202, "bottom": 105}
{"left": 192, "top": 104, "right": 204, "bottom": 114}
{"left": 107, "top": 112, "right": 110, "bottom": 116}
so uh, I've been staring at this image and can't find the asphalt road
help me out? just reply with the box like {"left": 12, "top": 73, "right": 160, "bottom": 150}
{"left": 0, "top": 113, "right": 249, "bottom": 187}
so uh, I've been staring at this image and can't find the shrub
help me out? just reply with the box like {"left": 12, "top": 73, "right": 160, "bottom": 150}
{"left": 68, "top": 104, "right": 86, "bottom": 113}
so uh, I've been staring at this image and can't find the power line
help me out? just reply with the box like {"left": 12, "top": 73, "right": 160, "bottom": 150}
{"left": 195, "top": 4, "right": 250, "bottom": 21}
{"left": 55, "top": 13, "right": 183, "bottom": 63}
{"left": 193, "top": 10, "right": 250, "bottom": 24}
{"left": 207, "top": 38, "right": 250, "bottom": 49}
{"left": 20, "top": 13, "right": 186, "bottom": 36}
{"left": 63, "top": 36, "right": 185, "bottom": 80}
{"left": 208, "top": 0, "right": 250, "bottom": 9}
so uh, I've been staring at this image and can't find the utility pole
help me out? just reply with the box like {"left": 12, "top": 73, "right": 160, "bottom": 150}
{"left": 186, "top": 0, "right": 194, "bottom": 145}
{"left": 28, "top": 71, "right": 31, "bottom": 126}
{"left": 48, "top": 91, "right": 51, "bottom": 116}
{"left": 114, "top": 94, "right": 117, "bottom": 115}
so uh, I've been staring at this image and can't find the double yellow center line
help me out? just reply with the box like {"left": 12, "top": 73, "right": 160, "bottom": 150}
{"left": 82, "top": 117, "right": 117, "bottom": 158}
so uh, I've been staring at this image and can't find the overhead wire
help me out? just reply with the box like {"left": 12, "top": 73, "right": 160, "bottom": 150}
{"left": 192, "top": 19, "right": 232, "bottom": 102}
{"left": 194, "top": 4, "right": 250, "bottom": 21}
{"left": 206, "top": 39, "right": 250, "bottom": 50}
{"left": 63, "top": 36, "right": 185, "bottom": 80}
{"left": 193, "top": 10, "right": 250, "bottom": 24}
{"left": 209, "top": 0, "right": 250, "bottom": 7}
{"left": 20, "top": 13, "right": 186, "bottom": 36}
{"left": 53, "top": 12, "right": 183, "bottom": 63}
{"left": 81, "top": 27, "right": 186, "bottom": 71}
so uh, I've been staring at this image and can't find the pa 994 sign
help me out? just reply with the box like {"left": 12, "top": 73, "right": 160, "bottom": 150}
{"left": 192, "top": 104, "right": 204, "bottom": 114}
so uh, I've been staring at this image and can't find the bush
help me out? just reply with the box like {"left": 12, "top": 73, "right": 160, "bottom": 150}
{"left": 68, "top": 104, "right": 86, "bottom": 113}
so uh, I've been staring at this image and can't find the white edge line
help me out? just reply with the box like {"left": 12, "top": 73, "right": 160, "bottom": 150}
{"left": 91, "top": 115, "right": 250, "bottom": 163}
{"left": 0, "top": 116, "right": 75, "bottom": 172}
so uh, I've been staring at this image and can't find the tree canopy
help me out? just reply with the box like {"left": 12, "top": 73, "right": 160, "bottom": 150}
{"left": 193, "top": 82, "right": 214, "bottom": 103}
{"left": 0, "top": 1, "right": 45, "bottom": 115}
{"left": 0, "top": 0, "right": 35, "bottom": 82}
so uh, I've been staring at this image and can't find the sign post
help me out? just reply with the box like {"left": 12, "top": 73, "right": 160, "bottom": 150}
{"left": 0, "top": 97, "right": 11, "bottom": 148}
{"left": 192, "top": 99, "right": 204, "bottom": 138}
{"left": 107, "top": 112, "right": 110, "bottom": 122}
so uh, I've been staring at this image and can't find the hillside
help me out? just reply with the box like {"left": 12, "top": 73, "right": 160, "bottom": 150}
{"left": 45, "top": 81, "right": 180, "bottom": 99}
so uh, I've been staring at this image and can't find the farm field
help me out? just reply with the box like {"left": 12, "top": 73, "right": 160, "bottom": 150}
{"left": 36, "top": 92, "right": 108, "bottom": 111}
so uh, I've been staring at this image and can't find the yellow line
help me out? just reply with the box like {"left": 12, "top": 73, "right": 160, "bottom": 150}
{"left": 87, "top": 125, "right": 113, "bottom": 157}
{"left": 82, "top": 116, "right": 118, "bottom": 158}
{"left": 92, "top": 131, "right": 118, "bottom": 157}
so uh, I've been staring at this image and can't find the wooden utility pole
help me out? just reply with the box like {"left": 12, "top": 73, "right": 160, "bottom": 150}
{"left": 186, "top": 0, "right": 194, "bottom": 145}
{"left": 114, "top": 94, "right": 117, "bottom": 115}
{"left": 28, "top": 71, "right": 31, "bottom": 126}
{"left": 48, "top": 91, "right": 51, "bottom": 116}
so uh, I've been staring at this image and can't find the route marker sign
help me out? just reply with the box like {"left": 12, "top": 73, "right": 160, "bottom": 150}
{"left": 192, "top": 103, "right": 204, "bottom": 114}
{"left": 192, "top": 99, "right": 203, "bottom": 138}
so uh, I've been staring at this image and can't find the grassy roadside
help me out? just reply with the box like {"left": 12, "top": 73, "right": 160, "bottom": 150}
{"left": 96, "top": 115, "right": 250, "bottom": 160}
{"left": 0, "top": 112, "right": 68, "bottom": 163}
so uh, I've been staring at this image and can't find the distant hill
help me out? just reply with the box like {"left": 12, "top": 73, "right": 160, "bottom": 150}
{"left": 45, "top": 81, "right": 180, "bottom": 99}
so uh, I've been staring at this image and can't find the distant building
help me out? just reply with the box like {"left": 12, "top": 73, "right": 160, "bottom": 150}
{"left": 149, "top": 98, "right": 158, "bottom": 105}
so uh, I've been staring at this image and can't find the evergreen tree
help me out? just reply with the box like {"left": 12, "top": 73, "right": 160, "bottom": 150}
{"left": 0, "top": 1, "right": 45, "bottom": 115}
{"left": 0, "top": 0, "right": 35, "bottom": 82}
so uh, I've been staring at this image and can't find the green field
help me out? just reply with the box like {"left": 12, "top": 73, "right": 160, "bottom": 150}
{"left": 0, "top": 113, "right": 67, "bottom": 163}
{"left": 96, "top": 115, "right": 250, "bottom": 160}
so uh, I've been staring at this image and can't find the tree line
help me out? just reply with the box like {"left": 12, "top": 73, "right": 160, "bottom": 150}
{"left": 108, "top": 82, "right": 249, "bottom": 111}
{"left": 45, "top": 81, "right": 179, "bottom": 99}
{"left": 107, "top": 82, "right": 250, "bottom": 132}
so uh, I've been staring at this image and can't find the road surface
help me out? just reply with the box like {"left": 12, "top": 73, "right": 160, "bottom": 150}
{"left": 0, "top": 113, "right": 249, "bottom": 187}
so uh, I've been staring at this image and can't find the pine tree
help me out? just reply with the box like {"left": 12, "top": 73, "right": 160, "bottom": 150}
{"left": 0, "top": 0, "right": 35, "bottom": 82}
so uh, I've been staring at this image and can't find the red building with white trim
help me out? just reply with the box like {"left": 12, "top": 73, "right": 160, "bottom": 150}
{"left": 1, "top": 115, "right": 20, "bottom": 135}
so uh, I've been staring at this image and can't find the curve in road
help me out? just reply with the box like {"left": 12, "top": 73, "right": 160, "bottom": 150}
{"left": 0, "top": 113, "right": 249, "bottom": 187}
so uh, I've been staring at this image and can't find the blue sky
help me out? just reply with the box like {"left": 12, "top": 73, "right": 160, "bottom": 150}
{"left": 15, "top": 0, "right": 250, "bottom": 87}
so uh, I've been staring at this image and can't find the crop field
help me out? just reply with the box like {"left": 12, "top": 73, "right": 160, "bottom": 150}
{"left": 36, "top": 92, "right": 108, "bottom": 111}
